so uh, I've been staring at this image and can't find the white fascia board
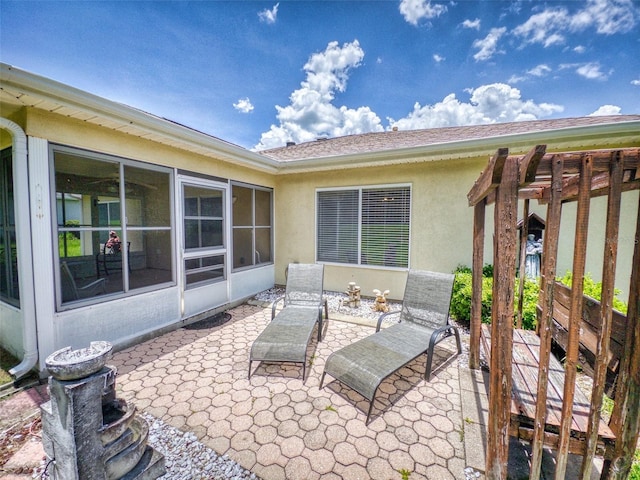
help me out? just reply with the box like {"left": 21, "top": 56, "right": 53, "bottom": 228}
{"left": 1, "top": 63, "right": 279, "bottom": 173}
{"left": 275, "top": 120, "right": 640, "bottom": 174}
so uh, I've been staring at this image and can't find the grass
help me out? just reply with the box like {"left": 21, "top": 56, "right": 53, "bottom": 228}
{"left": 0, "top": 347, "right": 18, "bottom": 386}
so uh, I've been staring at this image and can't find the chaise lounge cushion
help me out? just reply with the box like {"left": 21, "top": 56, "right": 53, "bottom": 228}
{"left": 323, "top": 322, "right": 435, "bottom": 402}
{"left": 250, "top": 306, "right": 320, "bottom": 364}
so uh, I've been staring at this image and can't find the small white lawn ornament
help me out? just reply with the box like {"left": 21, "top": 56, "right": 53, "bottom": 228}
{"left": 372, "top": 289, "right": 390, "bottom": 313}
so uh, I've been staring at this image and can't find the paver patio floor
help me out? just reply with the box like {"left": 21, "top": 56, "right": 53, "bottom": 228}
{"left": 112, "top": 304, "right": 466, "bottom": 480}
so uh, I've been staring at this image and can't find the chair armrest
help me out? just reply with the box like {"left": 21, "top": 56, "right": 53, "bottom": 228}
{"left": 79, "top": 278, "right": 106, "bottom": 297}
{"left": 271, "top": 296, "right": 285, "bottom": 320}
{"left": 428, "top": 324, "right": 461, "bottom": 352}
{"left": 376, "top": 310, "right": 401, "bottom": 332}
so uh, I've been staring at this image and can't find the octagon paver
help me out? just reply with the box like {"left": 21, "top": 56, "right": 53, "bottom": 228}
{"left": 111, "top": 304, "right": 468, "bottom": 480}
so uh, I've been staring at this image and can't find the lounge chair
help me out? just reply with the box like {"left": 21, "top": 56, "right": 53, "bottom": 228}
{"left": 320, "top": 269, "right": 461, "bottom": 423}
{"left": 60, "top": 261, "right": 107, "bottom": 303}
{"left": 249, "top": 263, "right": 328, "bottom": 381}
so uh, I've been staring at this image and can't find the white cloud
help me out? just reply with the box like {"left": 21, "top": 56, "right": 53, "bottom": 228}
{"left": 255, "top": 40, "right": 383, "bottom": 150}
{"left": 258, "top": 3, "right": 279, "bottom": 24}
{"left": 631, "top": 79, "right": 640, "bottom": 86}
{"left": 509, "top": 64, "right": 551, "bottom": 84}
{"left": 233, "top": 97, "right": 254, "bottom": 113}
{"left": 399, "top": 0, "right": 447, "bottom": 26}
{"left": 461, "top": 18, "right": 481, "bottom": 30}
{"left": 387, "top": 83, "right": 564, "bottom": 130}
{"left": 527, "top": 64, "right": 552, "bottom": 77}
{"left": 473, "top": 27, "right": 507, "bottom": 61}
{"left": 433, "top": 53, "right": 445, "bottom": 63}
{"left": 574, "top": 45, "right": 586, "bottom": 54}
{"left": 514, "top": 0, "right": 639, "bottom": 47}
{"left": 576, "top": 62, "right": 608, "bottom": 80}
{"left": 588, "top": 105, "right": 622, "bottom": 116}
{"left": 508, "top": 74, "right": 527, "bottom": 84}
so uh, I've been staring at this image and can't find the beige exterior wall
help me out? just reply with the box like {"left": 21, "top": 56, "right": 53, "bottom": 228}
{"left": 21, "top": 108, "right": 276, "bottom": 188}
{"left": 274, "top": 156, "right": 638, "bottom": 302}
{"left": 274, "top": 157, "right": 496, "bottom": 300}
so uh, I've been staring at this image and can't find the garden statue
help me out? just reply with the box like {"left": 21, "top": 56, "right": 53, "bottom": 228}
{"left": 525, "top": 233, "right": 543, "bottom": 278}
{"left": 372, "top": 289, "right": 390, "bottom": 312}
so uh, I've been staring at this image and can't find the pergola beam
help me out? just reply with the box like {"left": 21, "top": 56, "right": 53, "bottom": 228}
{"left": 467, "top": 147, "right": 509, "bottom": 206}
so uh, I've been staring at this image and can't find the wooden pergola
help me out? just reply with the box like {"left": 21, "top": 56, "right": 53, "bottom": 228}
{"left": 467, "top": 146, "right": 640, "bottom": 479}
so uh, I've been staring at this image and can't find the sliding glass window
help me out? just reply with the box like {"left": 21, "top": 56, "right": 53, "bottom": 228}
{"left": 0, "top": 148, "right": 19, "bottom": 307}
{"left": 53, "top": 146, "right": 173, "bottom": 307}
{"left": 232, "top": 183, "right": 273, "bottom": 270}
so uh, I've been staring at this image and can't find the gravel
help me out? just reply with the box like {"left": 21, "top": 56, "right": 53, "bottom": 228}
{"left": 143, "top": 413, "right": 258, "bottom": 480}
{"left": 253, "top": 287, "right": 403, "bottom": 322}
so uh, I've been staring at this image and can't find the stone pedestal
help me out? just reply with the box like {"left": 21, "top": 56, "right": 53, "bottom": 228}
{"left": 40, "top": 342, "right": 165, "bottom": 480}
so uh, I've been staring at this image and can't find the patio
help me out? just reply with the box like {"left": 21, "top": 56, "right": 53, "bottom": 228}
{"left": 112, "top": 303, "right": 467, "bottom": 480}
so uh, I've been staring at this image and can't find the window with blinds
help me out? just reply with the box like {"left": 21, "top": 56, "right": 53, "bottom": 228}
{"left": 316, "top": 185, "right": 410, "bottom": 268}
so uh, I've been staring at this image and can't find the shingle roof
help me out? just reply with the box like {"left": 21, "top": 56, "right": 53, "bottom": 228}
{"left": 259, "top": 115, "right": 640, "bottom": 161}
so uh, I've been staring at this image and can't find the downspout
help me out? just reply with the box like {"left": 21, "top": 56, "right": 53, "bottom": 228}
{"left": 1, "top": 117, "right": 39, "bottom": 379}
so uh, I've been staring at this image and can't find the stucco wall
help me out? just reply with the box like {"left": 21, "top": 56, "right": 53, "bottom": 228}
{"left": 23, "top": 108, "right": 276, "bottom": 188}
{"left": 274, "top": 157, "right": 638, "bottom": 302}
{"left": 274, "top": 157, "right": 497, "bottom": 300}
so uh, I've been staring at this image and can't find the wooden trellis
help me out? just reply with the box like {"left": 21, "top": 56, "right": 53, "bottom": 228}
{"left": 467, "top": 146, "right": 640, "bottom": 479}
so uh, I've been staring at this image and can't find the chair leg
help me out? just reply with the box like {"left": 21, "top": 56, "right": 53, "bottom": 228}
{"left": 248, "top": 360, "right": 253, "bottom": 379}
{"left": 319, "top": 371, "right": 326, "bottom": 389}
{"left": 365, "top": 397, "right": 375, "bottom": 425}
{"left": 425, "top": 349, "right": 435, "bottom": 382}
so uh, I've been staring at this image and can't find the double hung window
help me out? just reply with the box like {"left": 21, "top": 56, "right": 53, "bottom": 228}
{"left": 316, "top": 185, "right": 411, "bottom": 268}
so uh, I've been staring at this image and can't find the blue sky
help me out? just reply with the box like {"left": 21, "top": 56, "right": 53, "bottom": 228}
{"left": 1, "top": 0, "right": 639, "bottom": 150}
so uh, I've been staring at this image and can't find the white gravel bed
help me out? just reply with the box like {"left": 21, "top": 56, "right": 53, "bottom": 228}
{"left": 143, "top": 413, "right": 259, "bottom": 480}
{"left": 253, "top": 287, "right": 403, "bottom": 321}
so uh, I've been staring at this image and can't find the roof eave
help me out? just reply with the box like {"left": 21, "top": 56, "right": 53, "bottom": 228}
{"left": 0, "top": 63, "right": 280, "bottom": 173}
{"left": 275, "top": 120, "right": 640, "bottom": 174}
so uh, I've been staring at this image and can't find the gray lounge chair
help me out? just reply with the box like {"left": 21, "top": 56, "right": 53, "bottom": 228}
{"left": 320, "top": 269, "right": 461, "bottom": 423}
{"left": 60, "top": 261, "right": 106, "bottom": 303}
{"left": 249, "top": 263, "right": 327, "bottom": 381}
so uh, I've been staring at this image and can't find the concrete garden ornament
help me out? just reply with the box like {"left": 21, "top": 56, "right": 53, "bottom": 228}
{"left": 372, "top": 289, "right": 390, "bottom": 312}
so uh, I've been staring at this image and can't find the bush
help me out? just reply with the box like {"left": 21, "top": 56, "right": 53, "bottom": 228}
{"left": 451, "top": 265, "right": 493, "bottom": 326}
{"left": 557, "top": 271, "right": 628, "bottom": 314}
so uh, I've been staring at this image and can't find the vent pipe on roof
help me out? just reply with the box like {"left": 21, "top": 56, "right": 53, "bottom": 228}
{"left": 286, "top": 141, "right": 296, "bottom": 147}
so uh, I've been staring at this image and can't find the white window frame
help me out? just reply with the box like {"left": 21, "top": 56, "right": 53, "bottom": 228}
{"left": 231, "top": 182, "right": 273, "bottom": 272}
{"left": 315, "top": 184, "right": 411, "bottom": 269}
{"left": 181, "top": 180, "right": 228, "bottom": 289}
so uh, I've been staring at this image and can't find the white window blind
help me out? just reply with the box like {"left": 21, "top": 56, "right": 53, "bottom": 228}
{"left": 361, "top": 187, "right": 410, "bottom": 267}
{"left": 317, "top": 186, "right": 410, "bottom": 268}
{"left": 317, "top": 190, "right": 359, "bottom": 264}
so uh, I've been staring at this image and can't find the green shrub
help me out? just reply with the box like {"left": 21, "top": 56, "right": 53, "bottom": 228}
{"left": 517, "top": 277, "right": 540, "bottom": 330}
{"left": 557, "top": 271, "right": 628, "bottom": 314}
{"left": 451, "top": 265, "right": 493, "bottom": 326}
{"left": 451, "top": 265, "right": 629, "bottom": 330}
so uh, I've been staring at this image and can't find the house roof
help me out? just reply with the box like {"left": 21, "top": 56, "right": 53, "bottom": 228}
{"left": 2, "top": 63, "right": 639, "bottom": 175}
{"left": 260, "top": 115, "right": 640, "bottom": 162}
{"left": 0, "top": 63, "right": 280, "bottom": 174}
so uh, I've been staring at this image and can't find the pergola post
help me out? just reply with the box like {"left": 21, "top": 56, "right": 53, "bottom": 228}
{"left": 486, "top": 157, "right": 519, "bottom": 479}
{"left": 530, "top": 155, "right": 563, "bottom": 479}
{"left": 469, "top": 200, "right": 485, "bottom": 370}
{"left": 555, "top": 154, "right": 593, "bottom": 479}
{"left": 516, "top": 199, "right": 529, "bottom": 329}
{"left": 581, "top": 152, "right": 623, "bottom": 478}
{"left": 605, "top": 190, "right": 640, "bottom": 480}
